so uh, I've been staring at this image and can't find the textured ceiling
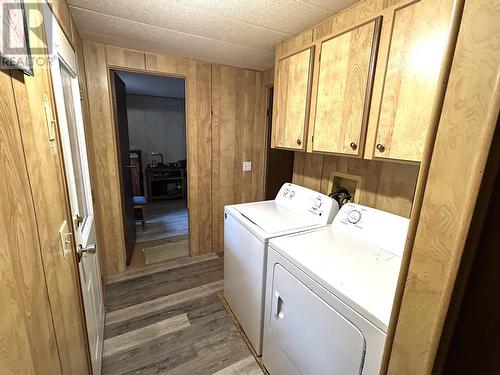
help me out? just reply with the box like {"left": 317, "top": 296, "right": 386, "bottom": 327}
{"left": 116, "top": 71, "right": 185, "bottom": 98}
{"left": 68, "top": 0, "right": 359, "bottom": 71}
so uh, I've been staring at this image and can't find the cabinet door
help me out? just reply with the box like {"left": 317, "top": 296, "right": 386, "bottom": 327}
{"left": 371, "top": 0, "right": 456, "bottom": 161}
{"left": 311, "top": 19, "right": 381, "bottom": 156}
{"left": 272, "top": 47, "right": 314, "bottom": 150}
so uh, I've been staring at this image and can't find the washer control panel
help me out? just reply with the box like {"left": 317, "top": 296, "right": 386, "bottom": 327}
{"left": 276, "top": 183, "right": 339, "bottom": 225}
{"left": 332, "top": 203, "right": 410, "bottom": 257}
{"left": 346, "top": 209, "right": 362, "bottom": 224}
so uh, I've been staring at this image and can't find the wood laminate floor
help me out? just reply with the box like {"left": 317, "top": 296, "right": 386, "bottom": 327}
{"left": 136, "top": 200, "right": 189, "bottom": 243}
{"left": 103, "top": 254, "right": 263, "bottom": 375}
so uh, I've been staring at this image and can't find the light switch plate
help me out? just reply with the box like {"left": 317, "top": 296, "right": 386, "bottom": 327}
{"left": 58, "top": 220, "right": 72, "bottom": 258}
{"left": 243, "top": 161, "right": 252, "bottom": 171}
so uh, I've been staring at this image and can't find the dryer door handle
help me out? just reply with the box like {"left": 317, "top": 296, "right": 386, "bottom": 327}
{"left": 272, "top": 291, "right": 284, "bottom": 319}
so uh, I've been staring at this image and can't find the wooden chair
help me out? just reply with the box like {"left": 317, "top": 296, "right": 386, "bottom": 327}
{"left": 133, "top": 196, "right": 146, "bottom": 230}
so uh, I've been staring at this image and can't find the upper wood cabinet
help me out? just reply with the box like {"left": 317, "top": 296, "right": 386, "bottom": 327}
{"left": 271, "top": 0, "right": 459, "bottom": 164}
{"left": 309, "top": 18, "right": 381, "bottom": 156}
{"left": 272, "top": 47, "right": 314, "bottom": 150}
{"left": 368, "top": 0, "right": 456, "bottom": 162}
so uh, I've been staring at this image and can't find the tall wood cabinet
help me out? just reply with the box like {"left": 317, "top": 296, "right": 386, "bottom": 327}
{"left": 271, "top": 0, "right": 459, "bottom": 163}
{"left": 368, "top": 0, "right": 456, "bottom": 162}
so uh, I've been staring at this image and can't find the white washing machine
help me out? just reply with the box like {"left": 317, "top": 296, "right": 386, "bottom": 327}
{"left": 224, "top": 183, "right": 339, "bottom": 355}
{"left": 263, "top": 203, "right": 410, "bottom": 375}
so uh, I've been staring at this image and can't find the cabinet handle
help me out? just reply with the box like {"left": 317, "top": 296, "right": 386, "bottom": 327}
{"left": 376, "top": 144, "right": 385, "bottom": 152}
{"left": 350, "top": 142, "right": 357, "bottom": 150}
{"left": 296, "top": 139, "right": 302, "bottom": 146}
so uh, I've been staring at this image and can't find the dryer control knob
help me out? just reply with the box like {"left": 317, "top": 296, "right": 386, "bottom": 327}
{"left": 347, "top": 210, "right": 362, "bottom": 224}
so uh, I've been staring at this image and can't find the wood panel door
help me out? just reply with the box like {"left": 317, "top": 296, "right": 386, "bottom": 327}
{"left": 370, "top": 0, "right": 456, "bottom": 162}
{"left": 111, "top": 72, "right": 136, "bottom": 264}
{"left": 272, "top": 47, "right": 314, "bottom": 150}
{"left": 49, "top": 19, "right": 104, "bottom": 375}
{"left": 310, "top": 18, "right": 381, "bottom": 156}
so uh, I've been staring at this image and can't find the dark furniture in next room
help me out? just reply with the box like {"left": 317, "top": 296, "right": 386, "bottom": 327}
{"left": 146, "top": 167, "right": 186, "bottom": 201}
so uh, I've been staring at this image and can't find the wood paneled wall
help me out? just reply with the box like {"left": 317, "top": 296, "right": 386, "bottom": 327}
{"left": 282, "top": 0, "right": 499, "bottom": 374}
{"left": 48, "top": 0, "right": 76, "bottom": 47}
{"left": 0, "top": 2, "right": 89, "bottom": 374}
{"left": 211, "top": 65, "right": 266, "bottom": 250}
{"left": 82, "top": 42, "right": 128, "bottom": 275}
{"left": 387, "top": 0, "right": 500, "bottom": 372}
{"left": 293, "top": 153, "right": 419, "bottom": 217}
{"left": 0, "top": 3, "right": 89, "bottom": 374}
{"left": 186, "top": 60, "right": 212, "bottom": 256}
{"left": 0, "top": 70, "right": 61, "bottom": 375}
{"left": 81, "top": 43, "right": 267, "bottom": 275}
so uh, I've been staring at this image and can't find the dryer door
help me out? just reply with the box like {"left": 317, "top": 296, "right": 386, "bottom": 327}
{"left": 270, "top": 264, "right": 366, "bottom": 375}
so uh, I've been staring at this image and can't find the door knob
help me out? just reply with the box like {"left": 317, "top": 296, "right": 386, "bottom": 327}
{"left": 77, "top": 243, "right": 96, "bottom": 262}
{"left": 376, "top": 143, "right": 385, "bottom": 152}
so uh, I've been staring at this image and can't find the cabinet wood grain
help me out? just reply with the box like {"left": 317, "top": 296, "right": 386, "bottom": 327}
{"left": 370, "top": 0, "right": 456, "bottom": 161}
{"left": 310, "top": 19, "right": 380, "bottom": 155}
{"left": 272, "top": 47, "right": 314, "bottom": 150}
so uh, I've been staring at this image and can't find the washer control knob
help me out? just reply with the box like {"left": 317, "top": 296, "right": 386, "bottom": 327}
{"left": 311, "top": 197, "right": 322, "bottom": 209}
{"left": 347, "top": 210, "right": 362, "bottom": 224}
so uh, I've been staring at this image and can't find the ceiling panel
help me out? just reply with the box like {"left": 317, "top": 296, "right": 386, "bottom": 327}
{"left": 299, "top": 0, "right": 360, "bottom": 12}
{"left": 172, "top": 0, "right": 333, "bottom": 33}
{"left": 68, "top": 0, "right": 289, "bottom": 51}
{"left": 74, "top": 9, "right": 273, "bottom": 70}
{"left": 69, "top": 0, "right": 359, "bottom": 70}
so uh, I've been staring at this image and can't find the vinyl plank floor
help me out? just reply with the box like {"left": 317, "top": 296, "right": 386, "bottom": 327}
{"left": 106, "top": 257, "right": 224, "bottom": 312}
{"left": 136, "top": 200, "right": 188, "bottom": 243}
{"left": 102, "top": 255, "right": 263, "bottom": 375}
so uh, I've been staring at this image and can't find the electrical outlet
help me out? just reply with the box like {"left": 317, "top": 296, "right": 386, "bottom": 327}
{"left": 243, "top": 161, "right": 252, "bottom": 172}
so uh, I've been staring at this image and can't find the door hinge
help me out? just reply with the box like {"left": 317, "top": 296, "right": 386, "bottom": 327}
{"left": 211, "top": 109, "right": 214, "bottom": 116}
{"left": 311, "top": 135, "right": 314, "bottom": 143}
{"left": 266, "top": 109, "right": 270, "bottom": 117}
{"left": 319, "top": 52, "right": 321, "bottom": 63}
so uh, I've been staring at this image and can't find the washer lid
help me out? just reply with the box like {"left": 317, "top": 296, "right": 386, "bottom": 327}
{"left": 234, "top": 201, "right": 319, "bottom": 235}
{"left": 269, "top": 227, "right": 402, "bottom": 332}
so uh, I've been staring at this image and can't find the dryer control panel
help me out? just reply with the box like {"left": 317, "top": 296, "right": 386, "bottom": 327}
{"left": 275, "top": 183, "right": 339, "bottom": 225}
{"left": 332, "top": 203, "right": 410, "bottom": 257}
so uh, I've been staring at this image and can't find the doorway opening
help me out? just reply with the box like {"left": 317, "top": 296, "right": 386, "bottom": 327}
{"left": 111, "top": 70, "right": 189, "bottom": 269}
{"left": 264, "top": 86, "right": 295, "bottom": 199}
